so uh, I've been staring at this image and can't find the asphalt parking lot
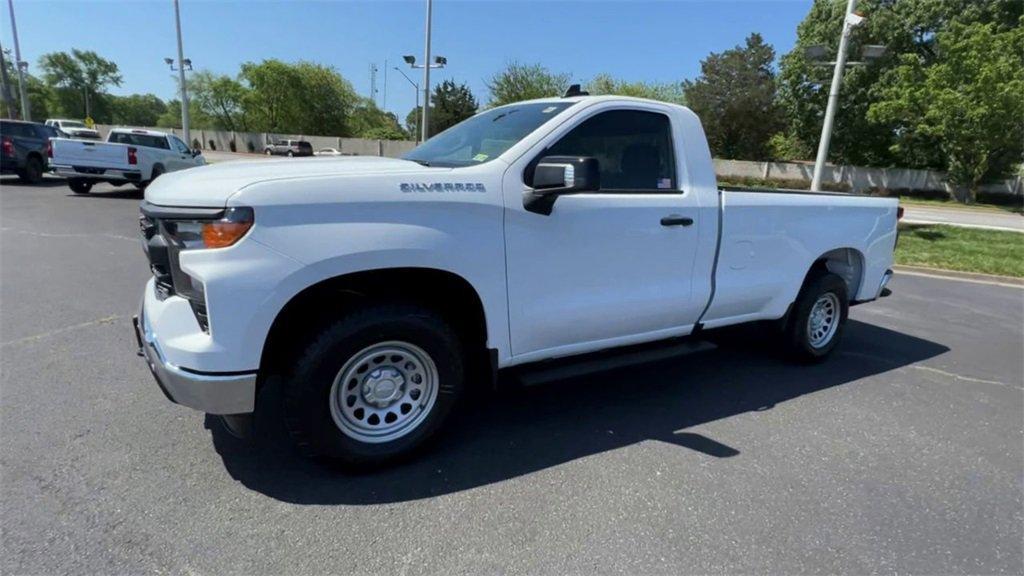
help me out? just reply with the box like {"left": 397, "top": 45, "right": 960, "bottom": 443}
{"left": 2, "top": 177, "right": 1022, "bottom": 575}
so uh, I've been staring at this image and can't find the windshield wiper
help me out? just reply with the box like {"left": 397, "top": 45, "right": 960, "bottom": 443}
{"left": 408, "top": 159, "right": 431, "bottom": 167}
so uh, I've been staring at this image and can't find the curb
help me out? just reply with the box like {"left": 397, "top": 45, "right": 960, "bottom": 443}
{"left": 894, "top": 265, "right": 1024, "bottom": 287}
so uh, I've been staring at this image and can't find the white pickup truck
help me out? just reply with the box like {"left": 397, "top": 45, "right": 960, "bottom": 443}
{"left": 49, "top": 128, "right": 204, "bottom": 194}
{"left": 133, "top": 94, "right": 899, "bottom": 467}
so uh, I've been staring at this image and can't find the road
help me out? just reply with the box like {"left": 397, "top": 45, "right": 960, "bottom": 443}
{"left": 2, "top": 177, "right": 1022, "bottom": 575}
{"left": 903, "top": 205, "right": 1023, "bottom": 233}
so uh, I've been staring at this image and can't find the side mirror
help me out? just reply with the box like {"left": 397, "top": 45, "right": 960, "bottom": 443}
{"left": 192, "top": 148, "right": 202, "bottom": 157}
{"left": 524, "top": 156, "right": 600, "bottom": 215}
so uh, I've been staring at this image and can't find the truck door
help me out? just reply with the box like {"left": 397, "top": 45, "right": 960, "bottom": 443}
{"left": 503, "top": 105, "right": 705, "bottom": 359}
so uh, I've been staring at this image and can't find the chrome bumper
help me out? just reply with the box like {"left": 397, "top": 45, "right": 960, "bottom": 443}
{"left": 133, "top": 307, "right": 256, "bottom": 415}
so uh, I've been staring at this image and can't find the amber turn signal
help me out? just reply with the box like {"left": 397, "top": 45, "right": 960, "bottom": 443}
{"left": 202, "top": 221, "right": 252, "bottom": 248}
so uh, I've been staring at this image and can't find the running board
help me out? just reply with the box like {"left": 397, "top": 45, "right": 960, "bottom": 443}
{"left": 515, "top": 338, "right": 717, "bottom": 387}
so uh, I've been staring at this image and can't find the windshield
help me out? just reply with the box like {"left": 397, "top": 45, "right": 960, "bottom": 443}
{"left": 62, "top": 121, "right": 87, "bottom": 129}
{"left": 404, "top": 101, "right": 575, "bottom": 167}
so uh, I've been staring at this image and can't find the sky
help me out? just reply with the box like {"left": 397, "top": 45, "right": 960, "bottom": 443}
{"left": 1, "top": 0, "right": 812, "bottom": 121}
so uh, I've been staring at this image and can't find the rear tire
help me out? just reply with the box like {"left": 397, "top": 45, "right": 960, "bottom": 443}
{"left": 17, "top": 156, "right": 43, "bottom": 184}
{"left": 264, "top": 148, "right": 273, "bottom": 155}
{"left": 783, "top": 271, "right": 849, "bottom": 363}
{"left": 68, "top": 179, "right": 93, "bottom": 194}
{"left": 286, "top": 150, "right": 294, "bottom": 157}
{"left": 283, "top": 304, "right": 465, "bottom": 468}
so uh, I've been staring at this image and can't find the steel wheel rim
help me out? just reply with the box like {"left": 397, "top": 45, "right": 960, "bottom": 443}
{"left": 807, "top": 292, "right": 840, "bottom": 349}
{"left": 329, "top": 341, "right": 439, "bottom": 444}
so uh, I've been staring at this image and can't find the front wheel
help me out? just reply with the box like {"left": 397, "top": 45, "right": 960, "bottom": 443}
{"left": 68, "top": 179, "right": 93, "bottom": 194}
{"left": 283, "top": 304, "right": 465, "bottom": 468}
{"left": 783, "top": 272, "right": 849, "bottom": 362}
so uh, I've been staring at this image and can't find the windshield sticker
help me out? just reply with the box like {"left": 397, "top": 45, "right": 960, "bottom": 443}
{"left": 657, "top": 178, "right": 673, "bottom": 189}
{"left": 542, "top": 106, "right": 558, "bottom": 114}
{"left": 472, "top": 153, "right": 489, "bottom": 162}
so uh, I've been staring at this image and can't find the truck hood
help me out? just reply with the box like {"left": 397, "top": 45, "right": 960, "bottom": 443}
{"left": 145, "top": 156, "right": 432, "bottom": 207}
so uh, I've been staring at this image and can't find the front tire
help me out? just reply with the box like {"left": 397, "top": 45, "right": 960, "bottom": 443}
{"left": 283, "top": 304, "right": 465, "bottom": 468}
{"left": 783, "top": 271, "right": 849, "bottom": 362}
{"left": 68, "top": 179, "right": 93, "bottom": 194}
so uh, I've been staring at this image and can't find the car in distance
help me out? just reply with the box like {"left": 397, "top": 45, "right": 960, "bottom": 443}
{"left": 264, "top": 139, "right": 313, "bottom": 157}
{"left": 315, "top": 147, "right": 342, "bottom": 156}
{"left": 135, "top": 93, "right": 899, "bottom": 468}
{"left": 1, "top": 120, "right": 60, "bottom": 184}
{"left": 44, "top": 118, "right": 101, "bottom": 140}
{"left": 49, "top": 128, "right": 205, "bottom": 194}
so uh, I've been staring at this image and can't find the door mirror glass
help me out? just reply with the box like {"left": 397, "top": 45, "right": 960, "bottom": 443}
{"left": 525, "top": 156, "right": 600, "bottom": 215}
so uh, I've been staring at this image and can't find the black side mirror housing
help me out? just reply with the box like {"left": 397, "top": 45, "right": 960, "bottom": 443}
{"left": 192, "top": 148, "right": 202, "bottom": 157}
{"left": 524, "top": 156, "right": 600, "bottom": 215}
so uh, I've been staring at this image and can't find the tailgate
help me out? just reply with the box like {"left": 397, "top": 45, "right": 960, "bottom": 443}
{"left": 50, "top": 138, "right": 130, "bottom": 170}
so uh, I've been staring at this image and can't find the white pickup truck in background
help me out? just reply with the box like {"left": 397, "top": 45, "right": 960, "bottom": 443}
{"left": 49, "top": 128, "right": 205, "bottom": 194}
{"left": 134, "top": 92, "right": 899, "bottom": 468}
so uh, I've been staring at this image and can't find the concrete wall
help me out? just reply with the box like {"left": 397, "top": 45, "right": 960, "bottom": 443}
{"left": 94, "top": 124, "right": 416, "bottom": 158}
{"left": 713, "top": 159, "right": 1022, "bottom": 196}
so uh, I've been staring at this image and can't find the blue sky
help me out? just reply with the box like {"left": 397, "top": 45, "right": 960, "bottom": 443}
{"left": 2, "top": 0, "right": 811, "bottom": 119}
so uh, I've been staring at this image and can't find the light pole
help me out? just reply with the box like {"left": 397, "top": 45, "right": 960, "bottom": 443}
{"left": 810, "top": 0, "right": 862, "bottom": 192}
{"left": 170, "top": 0, "right": 191, "bottom": 145}
{"left": 402, "top": 0, "right": 446, "bottom": 142}
{"left": 394, "top": 66, "right": 419, "bottom": 143}
{"left": 7, "top": 0, "right": 30, "bottom": 121}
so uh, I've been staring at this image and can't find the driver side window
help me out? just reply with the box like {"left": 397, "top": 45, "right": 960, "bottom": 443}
{"left": 540, "top": 109, "right": 677, "bottom": 192}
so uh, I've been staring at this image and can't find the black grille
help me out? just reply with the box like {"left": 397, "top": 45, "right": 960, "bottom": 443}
{"left": 139, "top": 213, "right": 175, "bottom": 299}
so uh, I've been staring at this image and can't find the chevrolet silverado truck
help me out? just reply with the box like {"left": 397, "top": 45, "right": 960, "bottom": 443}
{"left": 134, "top": 94, "right": 898, "bottom": 467}
{"left": 49, "top": 128, "right": 204, "bottom": 194}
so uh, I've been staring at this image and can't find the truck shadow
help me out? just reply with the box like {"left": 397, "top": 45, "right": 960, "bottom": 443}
{"left": 206, "top": 319, "right": 948, "bottom": 505}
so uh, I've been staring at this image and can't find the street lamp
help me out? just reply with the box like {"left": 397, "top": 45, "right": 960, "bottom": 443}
{"left": 807, "top": 0, "right": 878, "bottom": 191}
{"left": 401, "top": 0, "right": 447, "bottom": 142}
{"left": 393, "top": 66, "right": 420, "bottom": 143}
{"left": 166, "top": 0, "right": 192, "bottom": 145}
{"left": 7, "top": 0, "right": 30, "bottom": 120}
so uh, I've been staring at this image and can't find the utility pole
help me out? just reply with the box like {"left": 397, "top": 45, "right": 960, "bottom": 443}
{"left": 173, "top": 0, "right": 191, "bottom": 145}
{"left": 7, "top": 0, "right": 30, "bottom": 121}
{"left": 382, "top": 58, "right": 388, "bottom": 112}
{"left": 811, "top": 0, "right": 859, "bottom": 191}
{"left": 369, "top": 63, "right": 378, "bottom": 105}
{"left": 421, "top": 0, "right": 432, "bottom": 142}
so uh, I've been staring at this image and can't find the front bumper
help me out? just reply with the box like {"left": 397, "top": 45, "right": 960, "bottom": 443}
{"left": 133, "top": 305, "right": 256, "bottom": 415}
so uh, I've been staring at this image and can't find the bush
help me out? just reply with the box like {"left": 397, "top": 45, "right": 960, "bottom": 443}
{"left": 718, "top": 175, "right": 851, "bottom": 193}
{"left": 246, "top": 141, "right": 255, "bottom": 153}
{"left": 229, "top": 140, "right": 237, "bottom": 152}
{"left": 208, "top": 140, "right": 216, "bottom": 151}
{"left": 192, "top": 138, "right": 201, "bottom": 150}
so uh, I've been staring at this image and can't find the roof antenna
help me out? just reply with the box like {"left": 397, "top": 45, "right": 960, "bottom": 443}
{"left": 562, "top": 84, "right": 589, "bottom": 98}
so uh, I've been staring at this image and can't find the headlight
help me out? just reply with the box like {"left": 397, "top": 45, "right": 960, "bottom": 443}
{"left": 163, "top": 206, "right": 254, "bottom": 250}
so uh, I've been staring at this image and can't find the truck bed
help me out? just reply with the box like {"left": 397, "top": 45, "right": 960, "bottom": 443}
{"left": 50, "top": 138, "right": 131, "bottom": 171}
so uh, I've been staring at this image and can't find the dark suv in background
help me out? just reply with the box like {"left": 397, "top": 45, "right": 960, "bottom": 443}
{"left": 263, "top": 139, "right": 313, "bottom": 157}
{"left": 1, "top": 120, "right": 60, "bottom": 184}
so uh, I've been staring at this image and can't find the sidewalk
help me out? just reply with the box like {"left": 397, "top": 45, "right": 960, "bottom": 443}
{"left": 902, "top": 205, "right": 1023, "bottom": 233}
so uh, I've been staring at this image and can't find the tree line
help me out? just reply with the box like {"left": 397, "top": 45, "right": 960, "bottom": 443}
{"left": 2, "top": 0, "right": 1020, "bottom": 199}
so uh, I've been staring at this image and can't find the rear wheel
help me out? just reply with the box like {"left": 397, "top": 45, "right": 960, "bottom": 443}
{"left": 286, "top": 150, "right": 294, "bottom": 157}
{"left": 264, "top": 148, "right": 273, "bottom": 155}
{"left": 783, "top": 272, "right": 849, "bottom": 362}
{"left": 283, "top": 304, "right": 465, "bottom": 468}
{"left": 68, "top": 179, "right": 93, "bottom": 194}
{"left": 17, "top": 156, "right": 43, "bottom": 184}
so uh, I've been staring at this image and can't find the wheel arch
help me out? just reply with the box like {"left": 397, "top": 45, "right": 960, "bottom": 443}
{"left": 803, "top": 247, "right": 865, "bottom": 300}
{"left": 259, "top": 266, "right": 491, "bottom": 387}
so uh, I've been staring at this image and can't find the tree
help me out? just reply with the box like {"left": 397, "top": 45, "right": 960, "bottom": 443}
{"left": 683, "top": 33, "right": 783, "bottom": 160}
{"left": 240, "top": 59, "right": 359, "bottom": 135}
{"left": 1, "top": 48, "right": 52, "bottom": 120}
{"left": 109, "top": 93, "right": 167, "bottom": 126}
{"left": 349, "top": 98, "right": 406, "bottom": 140}
{"left": 586, "top": 74, "right": 685, "bottom": 105}
{"left": 404, "top": 106, "right": 421, "bottom": 140}
{"left": 429, "top": 80, "right": 477, "bottom": 135}
{"left": 189, "top": 71, "right": 248, "bottom": 131}
{"left": 868, "top": 19, "right": 1024, "bottom": 202}
{"left": 38, "top": 49, "right": 122, "bottom": 120}
{"left": 156, "top": 98, "right": 213, "bottom": 130}
{"left": 486, "top": 62, "right": 570, "bottom": 107}
{"left": 777, "top": 0, "right": 1022, "bottom": 168}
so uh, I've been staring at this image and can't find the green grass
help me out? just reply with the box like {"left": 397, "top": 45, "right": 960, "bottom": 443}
{"left": 896, "top": 223, "right": 1024, "bottom": 277}
{"left": 897, "top": 196, "right": 1023, "bottom": 215}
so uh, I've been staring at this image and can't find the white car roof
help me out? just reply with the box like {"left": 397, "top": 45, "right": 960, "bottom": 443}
{"left": 109, "top": 128, "right": 171, "bottom": 137}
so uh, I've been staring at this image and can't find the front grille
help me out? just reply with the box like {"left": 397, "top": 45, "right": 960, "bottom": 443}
{"left": 139, "top": 213, "right": 175, "bottom": 300}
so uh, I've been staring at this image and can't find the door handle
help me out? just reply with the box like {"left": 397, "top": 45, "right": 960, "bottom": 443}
{"left": 660, "top": 215, "right": 693, "bottom": 227}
